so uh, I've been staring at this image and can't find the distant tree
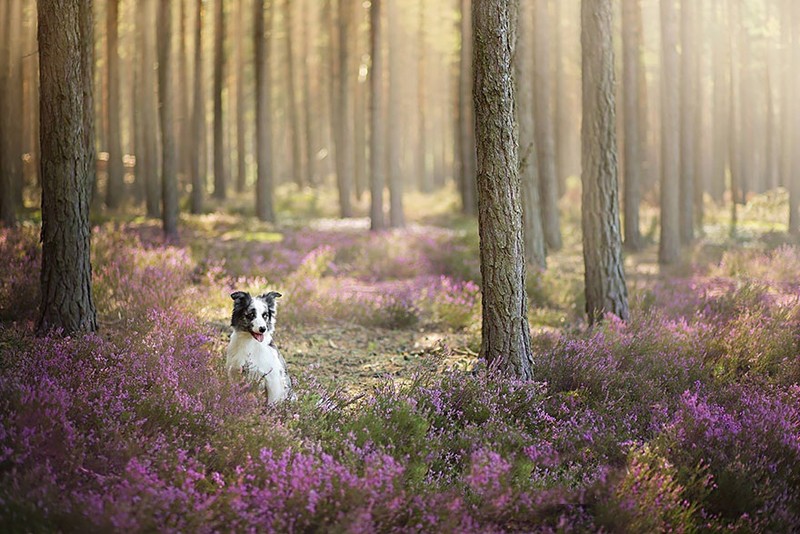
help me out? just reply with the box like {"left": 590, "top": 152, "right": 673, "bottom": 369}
{"left": 369, "top": 0, "right": 385, "bottom": 231}
{"left": 711, "top": 0, "right": 729, "bottom": 203}
{"left": 0, "top": 0, "right": 16, "bottom": 227}
{"left": 534, "top": 0, "right": 562, "bottom": 252}
{"left": 788, "top": 0, "right": 800, "bottom": 234}
{"left": 336, "top": 0, "right": 355, "bottom": 218}
{"left": 622, "top": 0, "right": 643, "bottom": 250}
{"left": 473, "top": 0, "right": 534, "bottom": 379}
{"left": 254, "top": 0, "right": 275, "bottom": 222}
{"left": 105, "top": 0, "right": 124, "bottom": 210}
{"left": 416, "top": 0, "right": 431, "bottom": 193}
{"left": 457, "top": 0, "right": 477, "bottom": 216}
{"left": 213, "top": 0, "right": 227, "bottom": 200}
{"left": 515, "top": 0, "right": 546, "bottom": 270}
{"left": 300, "top": 0, "right": 316, "bottom": 186}
{"left": 190, "top": 0, "right": 206, "bottom": 214}
{"left": 285, "top": 0, "right": 305, "bottom": 189}
{"left": 142, "top": 0, "right": 160, "bottom": 217}
{"left": 159, "top": 0, "right": 178, "bottom": 238}
{"left": 680, "top": 0, "right": 697, "bottom": 244}
{"left": 659, "top": 0, "right": 680, "bottom": 265}
{"left": 234, "top": 0, "right": 247, "bottom": 194}
{"left": 37, "top": 0, "right": 98, "bottom": 335}
{"left": 387, "top": 0, "right": 404, "bottom": 227}
{"left": 581, "top": 0, "right": 629, "bottom": 324}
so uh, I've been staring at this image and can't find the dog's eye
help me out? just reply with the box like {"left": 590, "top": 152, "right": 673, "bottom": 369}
{"left": 262, "top": 312, "right": 268, "bottom": 319}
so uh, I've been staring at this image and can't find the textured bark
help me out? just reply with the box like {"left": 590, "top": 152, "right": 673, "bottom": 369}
{"left": 533, "top": 0, "right": 562, "bottom": 252}
{"left": 37, "top": 0, "right": 98, "bottom": 335}
{"left": 190, "top": 0, "right": 205, "bottom": 214}
{"left": 581, "top": 0, "right": 629, "bottom": 325}
{"left": 213, "top": 0, "right": 226, "bottom": 200}
{"left": 159, "top": 0, "right": 178, "bottom": 238}
{"left": 285, "top": 0, "right": 305, "bottom": 189}
{"left": 387, "top": 0, "right": 404, "bottom": 226}
{"left": 105, "top": 0, "right": 124, "bottom": 209}
{"left": 679, "top": 0, "right": 697, "bottom": 243}
{"left": 369, "top": 0, "right": 385, "bottom": 230}
{"left": 515, "top": 0, "right": 546, "bottom": 270}
{"left": 336, "top": 0, "right": 354, "bottom": 217}
{"left": 473, "top": 0, "right": 534, "bottom": 379}
{"left": 458, "top": 0, "right": 477, "bottom": 216}
{"left": 659, "top": 0, "right": 680, "bottom": 265}
{"left": 142, "top": 0, "right": 160, "bottom": 217}
{"left": 622, "top": 0, "right": 642, "bottom": 250}
{"left": 254, "top": 0, "right": 275, "bottom": 222}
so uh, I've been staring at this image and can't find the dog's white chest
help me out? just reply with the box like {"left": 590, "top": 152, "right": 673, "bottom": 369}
{"left": 226, "top": 332, "right": 290, "bottom": 403}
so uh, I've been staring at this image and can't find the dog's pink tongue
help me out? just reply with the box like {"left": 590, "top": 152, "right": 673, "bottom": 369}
{"left": 251, "top": 332, "right": 264, "bottom": 343}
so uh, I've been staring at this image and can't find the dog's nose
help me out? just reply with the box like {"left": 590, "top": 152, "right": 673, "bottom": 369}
{"left": 259, "top": 326, "right": 266, "bottom": 333}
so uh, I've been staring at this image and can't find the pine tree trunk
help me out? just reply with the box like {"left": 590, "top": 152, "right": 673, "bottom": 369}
{"left": 622, "top": 0, "right": 642, "bottom": 250}
{"left": 105, "top": 0, "right": 124, "bottom": 209}
{"left": 369, "top": 0, "right": 385, "bottom": 231}
{"left": 679, "top": 0, "right": 697, "bottom": 244}
{"left": 416, "top": 1, "right": 430, "bottom": 194}
{"left": 190, "top": 0, "right": 206, "bottom": 214}
{"left": 659, "top": 0, "right": 680, "bottom": 265}
{"left": 159, "top": 0, "right": 178, "bottom": 238}
{"left": 581, "top": 0, "right": 629, "bottom": 325}
{"left": 789, "top": 0, "right": 800, "bottom": 234}
{"left": 143, "top": 0, "right": 161, "bottom": 217}
{"left": 534, "top": 0, "right": 562, "bottom": 252}
{"left": 213, "top": 0, "right": 226, "bottom": 200}
{"left": 458, "top": 0, "right": 477, "bottom": 216}
{"left": 37, "top": 0, "right": 98, "bottom": 335}
{"left": 473, "top": 0, "right": 534, "bottom": 379}
{"left": 8, "top": 0, "right": 24, "bottom": 207}
{"left": 515, "top": 0, "right": 546, "bottom": 270}
{"left": 387, "top": 0, "right": 404, "bottom": 226}
{"left": 285, "top": 0, "right": 305, "bottom": 189}
{"left": 336, "top": 0, "right": 354, "bottom": 217}
{"left": 711, "top": 0, "right": 728, "bottom": 203}
{"left": 254, "top": 0, "right": 275, "bottom": 222}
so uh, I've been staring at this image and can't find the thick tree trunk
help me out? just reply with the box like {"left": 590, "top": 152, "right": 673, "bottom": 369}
{"left": 679, "top": 0, "right": 697, "bottom": 244}
{"left": 255, "top": 0, "right": 275, "bottom": 222}
{"left": 105, "top": 0, "right": 124, "bottom": 209}
{"left": 336, "top": 0, "right": 354, "bottom": 217}
{"left": 369, "top": 0, "right": 385, "bottom": 231}
{"left": 533, "top": 0, "right": 562, "bottom": 252}
{"left": 581, "top": 0, "right": 629, "bottom": 325}
{"left": 473, "top": 0, "right": 534, "bottom": 379}
{"left": 159, "top": 0, "right": 178, "bottom": 238}
{"left": 37, "top": 0, "right": 98, "bottom": 335}
{"left": 387, "top": 0, "right": 404, "bottom": 226}
{"left": 458, "top": 0, "right": 477, "bottom": 216}
{"left": 659, "top": 0, "right": 680, "bottom": 265}
{"left": 515, "top": 0, "right": 546, "bottom": 270}
{"left": 622, "top": 0, "right": 642, "bottom": 250}
{"left": 190, "top": 0, "right": 205, "bottom": 214}
{"left": 213, "top": 0, "right": 226, "bottom": 200}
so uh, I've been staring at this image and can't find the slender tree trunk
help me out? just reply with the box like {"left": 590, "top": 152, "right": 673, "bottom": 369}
{"left": 255, "top": 0, "right": 275, "bottom": 222}
{"left": 285, "top": 0, "right": 305, "bottom": 189}
{"left": 369, "top": 0, "right": 385, "bottom": 230}
{"left": 554, "top": 0, "right": 569, "bottom": 196}
{"left": 335, "top": 0, "right": 354, "bottom": 217}
{"left": 622, "top": 0, "right": 642, "bottom": 250}
{"left": 179, "top": 0, "right": 191, "bottom": 179}
{"left": 37, "top": 0, "right": 98, "bottom": 335}
{"left": 516, "top": 0, "right": 546, "bottom": 269}
{"left": 711, "top": 0, "right": 728, "bottom": 203}
{"left": 728, "top": 0, "right": 741, "bottom": 235}
{"left": 473, "top": 0, "right": 534, "bottom": 379}
{"left": 693, "top": 0, "right": 706, "bottom": 234}
{"left": 416, "top": 0, "right": 431, "bottom": 193}
{"left": 159, "top": 0, "right": 178, "bottom": 238}
{"left": 387, "top": 0, "right": 404, "bottom": 226}
{"left": 213, "top": 0, "right": 226, "bottom": 200}
{"left": 8, "top": 0, "right": 24, "bottom": 207}
{"left": 233, "top": 0, "right": 246, "bottom": 193}
{"left": 458, "top": 0, "right": 477, "bottom": 216}
{"left": 354, "top": 27, "right": 367, "bottom": 201}
{"left": 659, "top": 0, "right": 680, "bottom": 265}
{"left": 190, "top": 0, "right": 206, "bottom": 214}
{"left": 300, "top": 0, "right": 316, "bottom": 186}
{"left": 581, "top": 0, "right": 629, "bottom": 324}
{"left": 24, "top": 0, "right": 40, "bottom": 191}
{"left": 105, "top": 0, "right": 124, "bottom": 209}
{"left": 789, "top": 0, "right": 800, "bottom": 234}
{"left": 679, "top": 0, "right": 697, "bottom": 243}
{"left": 534, "top": 0, "right": 562, "bottom": 251}
{"left": 0, "top": 0, "right": 15, "bottom": 226}
{"left": 143, "top": 0, "right": 161, "bottom": 217}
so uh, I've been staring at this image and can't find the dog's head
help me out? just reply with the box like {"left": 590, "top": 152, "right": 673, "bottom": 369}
{"left": 230, "top": 290, "right": 282, "bottom": 343}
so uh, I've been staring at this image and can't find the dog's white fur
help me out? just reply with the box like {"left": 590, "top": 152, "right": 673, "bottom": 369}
{"left": 225, "top": 292, "right": 294, "bottom": 404}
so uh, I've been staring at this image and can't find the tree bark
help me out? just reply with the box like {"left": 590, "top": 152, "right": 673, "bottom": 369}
{"left": 473, "top": 0, "right": 534, "bottom": 379}
{"left": 336, "top": 0, "right": 354, "bottom": 217}
{"left": 659, "top": 0, "right": 680, "bottom": 265}
{"left": 190, "top": 0, "right": 206, "bottom": 214}
{"left": 369, "top": 0, "right": 385, "bottom": 230}
{"left": 515, "top": 0, "right": 546, "bottom": 270}
{"left": 679, "top": 0, "right": 697, "bottom": 244}
{"left": 213, "top": 0, "right": 227, "bottom": 200}
{"left": 285, "top": 0, "right": 305, "bottom": 189}
{"left": 533, "top": 0, "right": 562, "bottom": 251}
{"left": 622, "top": 0, "right": 642, "bottom": 250}
{"left": 37, "top": 0, "right": 98, "bottom": 335}
{"left": 105, "top": 0, "right": 124, "bottom": 209}
{"left": 142, "top": 0, "right": 161, "bottom": 217}
{"left": 255, "top": 0, "right": 275, "bottom": 222}
{"left": 581, "top": 0, "right": 629, "bottom": 324}
{"left": 789, "top": 0, "right": 800, "bottom": 234}
{"left": 159, "top": 0, "right": 178, "bottom": 238}
{"left": 0, "top": 0, "right": 16, "bottom": 227}
{"left": 458, "top": 0, "right": 477, "bottom": 216}
{"left": 387, "top": 0, "right": 404, "bottom": 226}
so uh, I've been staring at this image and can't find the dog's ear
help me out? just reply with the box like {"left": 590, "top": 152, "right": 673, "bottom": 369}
{"left": 231, "top": 291, "right": 251, "bottom": 303}
{"left": 262, "top": 291, "right": 282, "bottom": 300}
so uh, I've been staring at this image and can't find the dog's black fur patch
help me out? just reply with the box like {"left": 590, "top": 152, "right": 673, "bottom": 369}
{"left": 230, "top": 291, "right": 254, "bottom": 331}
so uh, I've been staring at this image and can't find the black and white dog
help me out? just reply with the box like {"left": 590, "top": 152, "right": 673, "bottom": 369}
{"left": 226, "top": 291, "right": 295, "bottom": 404}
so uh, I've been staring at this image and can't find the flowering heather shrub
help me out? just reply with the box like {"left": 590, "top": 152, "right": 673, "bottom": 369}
{"left": 0, "top": 227, "right": 41, "bottom": 322}
{"left": 421, "top": 276, "right": 481, "bottom": 330}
